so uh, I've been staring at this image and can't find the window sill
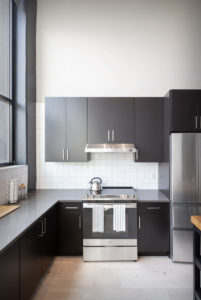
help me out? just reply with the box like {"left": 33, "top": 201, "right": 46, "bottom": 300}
{"left": 0, "top": 164, "right": 27, "bottom": 170}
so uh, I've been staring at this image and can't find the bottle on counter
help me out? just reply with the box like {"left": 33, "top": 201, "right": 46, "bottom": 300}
{"left": 8, "top": 179, "right": 19, "bottom": 204}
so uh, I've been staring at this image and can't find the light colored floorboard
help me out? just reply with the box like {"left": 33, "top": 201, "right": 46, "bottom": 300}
{"left": 33, "top": 256, "right": 193, "bottom": 300}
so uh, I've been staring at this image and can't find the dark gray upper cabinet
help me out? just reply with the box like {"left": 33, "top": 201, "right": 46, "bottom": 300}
{"left": 45, "top": 98, "right": 66, "bottom": 162}
{"left": 134, "top": 98, "right": 164, "bottom": 162}
{"left": 45, "top": 97, "right": 88, "bottom": 162}
{"left": 166, "top": 90, "right": 201, "bottom": 132}
{"left": 88, "top": 98, "right": 134, "bottom": 143}
{"left": 66, "top": 98, "right": 88, "bottom": 162}
{"left": 111, "top": 99, "right": 134, "bottom": 143}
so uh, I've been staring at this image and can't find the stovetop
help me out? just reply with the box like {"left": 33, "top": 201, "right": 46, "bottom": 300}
{"left": 83, "top": 187, "right": 137, "bottom": 203}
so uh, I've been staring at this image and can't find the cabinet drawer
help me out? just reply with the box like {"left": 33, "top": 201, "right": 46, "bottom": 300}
{"left": 59, "top": 202, "right": 82, "bottom": 213}
{"left": 83, "top": 246, "right": 137, "bottom": 261}
{"left": 138, "top": 203, "right": 169, "bottom": 213}
{"left": 172, "top": 205, "right": 201, "bottom": 229}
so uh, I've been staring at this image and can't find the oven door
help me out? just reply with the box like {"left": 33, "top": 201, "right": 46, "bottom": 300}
{"left": 83, "top": 203, "right": 137, "bottom": 241}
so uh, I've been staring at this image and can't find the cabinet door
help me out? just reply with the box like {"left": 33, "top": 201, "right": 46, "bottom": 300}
{"left": 57, "top": 203, "right": 83, "bottom": 255}
{"left": 110, "top": 98, "right": 134, "bottom": 143}
{"left": 170, "top": 90, "right": 199, "bottom": 132}
{"left": 0, "top": 241, "right": 19, "bottom": 300}
{"left": 88, "top": 98, "right": 113, "bottom": 143}
{"left": 66, "top": 98, "right": 88, "bottom": 162}
{"left": 88, "top": 98, "right": 134, "bottom": 143}
{"left": 42, "top": 205, "right": 57, "bottom": 274}
{"left": 45, "top": 98, "right": 66, "bottom": 162}
{"left": 138, "top": 203, "right": 170, "bottom": 254}
{"left": 20, "top": 219, "right": 44, "bottom": 300}
{"left": 135, "top": 98, "right": 164, "bottom": 162}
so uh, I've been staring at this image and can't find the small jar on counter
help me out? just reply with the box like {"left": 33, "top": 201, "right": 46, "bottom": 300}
{"left": 18, "top": 184, "right": 27, "bottom": 199}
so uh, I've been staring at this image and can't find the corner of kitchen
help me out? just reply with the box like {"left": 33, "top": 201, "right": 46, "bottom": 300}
{"left": 0, "top": 1, "right": 201, "bottom": 300}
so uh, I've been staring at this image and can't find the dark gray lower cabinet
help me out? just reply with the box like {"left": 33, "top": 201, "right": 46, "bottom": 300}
{"left": 138, "top": 203, "right": 170, "bottom": 255}
{"left": 20, "top": 219, "right": 44, "bottom": 300}
{"left": 0, "top": 241, "right": 19, "bottom": 300}
{"left": 20, "top": 205, "right": 56, "bottom": 300}
{"left": 57, "top": 202, "right": 83, "bottom": 255}
{"left": 42, "top": 206, "right": 57, "bottom": 273}
{"left": 134, "top": 98, "right": 164, "bottom": 162}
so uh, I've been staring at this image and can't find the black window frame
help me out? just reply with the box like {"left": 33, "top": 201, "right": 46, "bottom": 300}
{"left": 0, "top": 0, "right": 15, "bottom": 167}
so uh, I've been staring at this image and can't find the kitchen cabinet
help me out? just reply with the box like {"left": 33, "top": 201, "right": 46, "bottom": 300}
{"left": 134, "top": 98, "right": 164, "bottom": 162}
{"left": 20, "top": 219, "right": 44, "bottom": 300}
{"left": 42, "top": 205, "right": 57, "bottom": 274}
{"left": 0, "top": 240, "right": 19, "bottom": 300}
{"left": 45, "top": 98, "right": 66, "bottom": 162}
{"left": 20, "top": 205, "right": 57, "bottom": 300}
{"left": 138, "top": 203, "right": 170, "bottom": 255}
{"left": 57, "top": 202, "right": 83, "bottom": 255}
{"left": 88, "top": 98, "right": 134, "bottom": 143}
{"left": 166, "top": 90, "right": 201, "bottom": 132}
{"left": 45, "top": 97, "right": 88, "bottom": 162}
{"left": 66, "top": 98, "right": 88, "bottom": 162}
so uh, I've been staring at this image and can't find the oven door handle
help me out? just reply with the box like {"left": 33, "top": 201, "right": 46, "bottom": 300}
{"left": 83, "top": 203, "right": 137, "bottom": 209}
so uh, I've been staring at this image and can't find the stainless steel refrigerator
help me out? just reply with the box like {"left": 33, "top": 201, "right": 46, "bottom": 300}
{"left": 171, "top": 133, "right": 201, "bottom": 263}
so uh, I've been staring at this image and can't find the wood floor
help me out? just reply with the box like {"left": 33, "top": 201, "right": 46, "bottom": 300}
{"left": 33, "top": 256, "right": 193, "bottom": 300}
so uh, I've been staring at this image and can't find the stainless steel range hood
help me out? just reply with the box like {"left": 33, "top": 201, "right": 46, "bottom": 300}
{"left": 85, "top": 143, "right": 138, "bottom": 155}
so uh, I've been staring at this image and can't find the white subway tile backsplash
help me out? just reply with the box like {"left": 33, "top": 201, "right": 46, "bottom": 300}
{"left": 0, "top": 165, "right": 28, "bottom": 205}
{"left": 36, "top": 103, "right": 158, "bottom": 189}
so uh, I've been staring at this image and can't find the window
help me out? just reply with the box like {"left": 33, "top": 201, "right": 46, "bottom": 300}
{"left": 0, "top": 0, "right": 13, "bottom": 165}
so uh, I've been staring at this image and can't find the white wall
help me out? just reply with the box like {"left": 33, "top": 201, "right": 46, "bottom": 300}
{"left": 36, "top": 0, "right": 201, "bottom": 189}
{"left": 37, "top": 0, "right": 201, "bottom": 101}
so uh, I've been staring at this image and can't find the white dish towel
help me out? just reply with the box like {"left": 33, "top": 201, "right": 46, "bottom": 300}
{"left": 92, "top": 205, "right": 104, "bottom": 233}
{"left": 113, "top": 204, "right": 126, "bottom": 232}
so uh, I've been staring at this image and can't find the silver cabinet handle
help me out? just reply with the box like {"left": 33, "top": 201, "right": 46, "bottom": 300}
{"left": 65, "top": 206, "right": 79, "bottom": 210}
{"left": 43, "top": 217, "right": 46, "bottom": 234}
{"left": 79, "top": 215, "right": 82, "bottom": 229}
{"left": 38, "top": 220, "right": 44, "bottom": 237}
{"left": 62, "top": 149, "right": 65, "bottom": 161}
{"left": 200, "top": 116, "right": 201, "bottom": 129}
{"left": 195, "top": 116, "right": 198, "bottom": 129}
{"left": 66, "top": 148, "right": 69, "bottom": 161}
{"left": 139, "top": 216, "right": 141, "bottom": 229}
{"left": 147, "top": 206, "right": 160, "bottom": 210}
{"left": 135, "top": 149, "right": 138, "bottom": 161}
{"left": 108, "top": 130, "right": 110, "bottom": 142}
{"left": 112, "top": 130, "right": 115, "bottom": 142}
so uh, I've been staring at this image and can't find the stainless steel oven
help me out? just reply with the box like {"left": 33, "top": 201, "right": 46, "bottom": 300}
{"left": 83, "top": 202, "right": 137, "bottom": 261}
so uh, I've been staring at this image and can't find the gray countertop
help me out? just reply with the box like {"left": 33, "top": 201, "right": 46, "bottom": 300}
{"left": 0, "top": 189, "right": 169, "bottom": 254}
{"left": 135, "top": 190, "right": 169, "bottom": 202}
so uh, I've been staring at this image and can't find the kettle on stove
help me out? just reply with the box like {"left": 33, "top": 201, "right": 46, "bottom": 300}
{"left": 89, "top": 177, "right": 102, "bottom": 192}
